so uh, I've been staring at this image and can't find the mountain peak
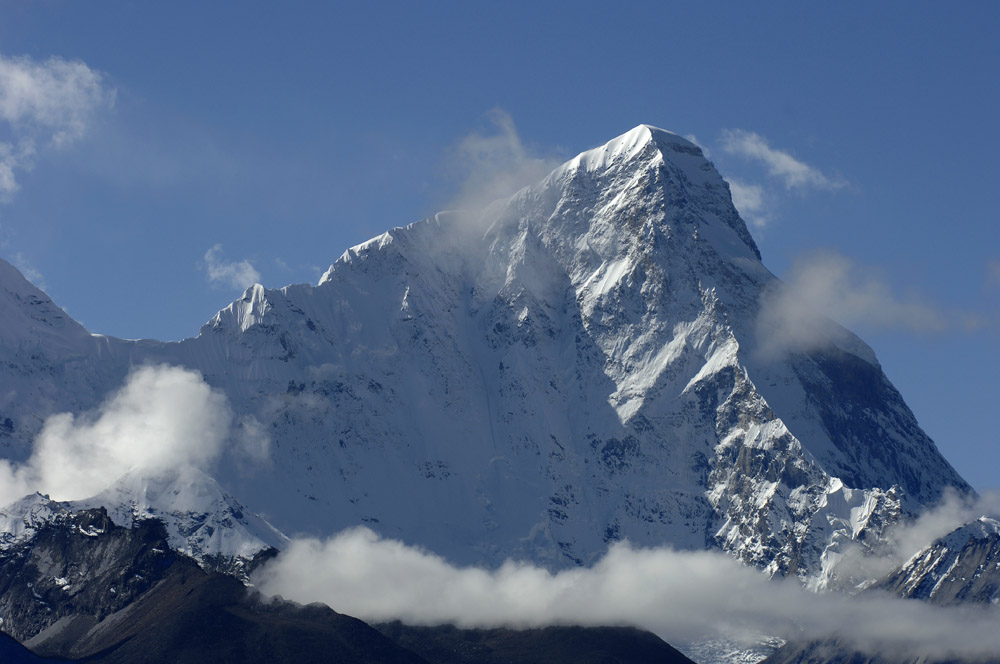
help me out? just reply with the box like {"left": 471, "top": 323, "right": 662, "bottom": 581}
{"left": 549, "top": 124, "right": 705, "bottom": 180}
{"left": 637, "top": 123, "right": 701, "bottom": 150}
{"left": 536, "top": 124, "right": 760, "bottom": 262}
{"left": 941, "top": 516, "right": 1000, "bottom": 550}
{"left": 0, "top": 125, "right": 970, "bottom": 592}
{"left": 0, "top": 257, "right": 92, "bottom": 349}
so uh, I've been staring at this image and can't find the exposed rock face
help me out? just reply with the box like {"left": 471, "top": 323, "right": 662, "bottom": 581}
{"left": 0, "top": 468, "right": 288, "bottom": 580}
{"left": 0, "top": 507, "right": 177, "bottom": 645}
{"left": 0, "top": 126, "right": 970, "bottom": 585}
{"left": 877, "top": 516, "right": 1000, "bottom": 605}
{"left": 0, "top": 509, "right": 427, "bottom": 663}
{"left": 763, "top": 518, "right": 1000, "bottom": 664}
{"left": 0, "top": 511, "right": 690, "bottom": 664}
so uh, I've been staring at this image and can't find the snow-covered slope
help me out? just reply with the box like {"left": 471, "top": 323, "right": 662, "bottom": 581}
{"left": 0, "top": 260, "right": 118, "bottom": 458}
{"left": 762, "top": 517, "right": 1000, "bottom": 664}
{"left": 0, "top": 125, "right": 970, "bottom": 582}
{"left": 876, "top": 516, "right": 1000, "bottom": 604}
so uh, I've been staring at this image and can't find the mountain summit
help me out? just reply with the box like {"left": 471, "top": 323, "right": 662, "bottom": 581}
{"left": 0, "top": 125, "right": 969, "bottom": 584}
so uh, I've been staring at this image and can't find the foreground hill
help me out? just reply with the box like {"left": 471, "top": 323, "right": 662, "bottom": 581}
{"left": 0, "top": 509, "right": 691, "bottom": 663}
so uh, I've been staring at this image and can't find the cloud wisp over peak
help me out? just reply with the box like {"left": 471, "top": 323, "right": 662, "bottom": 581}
{"left": 203, "top": 244, "right": 261, "bottom": 291}
{"left": 443, "top": 108, "right": 562, "bottom": 223}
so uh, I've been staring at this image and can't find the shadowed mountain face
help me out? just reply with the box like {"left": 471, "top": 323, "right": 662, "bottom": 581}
{"left": 374, "top": 622, "right": 696, "bottom": 664}
{"left": 763, "top": 518, "right": 1000, "bottom": 664}
{"left": 0, "top": 632, "right": 62, "bottom": 664}
{"left": 0, "top": 510, "right": 689, "bottom": 664}
{"left": 0, "top": 125, "right": 970, "bottom": 586}
{"left": 0, "top": 508, "right": 425, "bottom": 663}
{"left": 875, "top": 517, "right": 1000, "bottom": 605}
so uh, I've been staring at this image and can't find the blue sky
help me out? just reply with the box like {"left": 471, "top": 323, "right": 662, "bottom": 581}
{"left": 0, "top": 1, "right": 996, "bottom": 489}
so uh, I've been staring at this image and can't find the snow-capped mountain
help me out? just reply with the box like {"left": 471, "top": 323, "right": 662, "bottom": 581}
{"left": 761, "top": 516, "right": 1000, "bottom": 664}
{"left": 877, "top": 516, "right": 1000, "bottom": 604}
{"left": 0, "top": 468, "right": 286, "bottom": 577}
{"left": 0, "top": 259, "right": 123, "bottom": 457}
{"left": 0, "top": 125, "right": 970, "bottom": 583}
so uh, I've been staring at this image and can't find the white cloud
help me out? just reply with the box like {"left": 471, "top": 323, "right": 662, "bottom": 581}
{"left": 445, "top": 108, "right": 561, "bottom": 227}
{"left": 0, "top": 141, "right": 33, "bottom": 195}
{"left": 719, "top": 129, "right": 844, "bottom": 191}
{"left": 0, "top": 54, "right": 115, "bottom": 197}
{"left": 726, "top": 177, "right": 770, "bottom": 228}
{"left": 755, "top": 252, "right": 976, "bottom": 359}
{"left": 255, "top": 526, "right": 1000, "bottom": 660}
{"left": 203, "top": 244, "right": 261, "bottom": 290}
{"left": 830, "top": 489, "right": 1000, "bottom": 587}
{"left": 0, "top": 364, "right": 267, "bottom": 505}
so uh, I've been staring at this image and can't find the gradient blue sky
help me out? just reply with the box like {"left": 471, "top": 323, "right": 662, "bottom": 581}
{"left": 0, "top": 1, "right": 996, "bottom": 489}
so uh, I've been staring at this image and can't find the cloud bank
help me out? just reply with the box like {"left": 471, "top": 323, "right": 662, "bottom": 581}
{"left": 255, "top": 526, "right": 1000, "bottom": 660}
{"left": 0, "top": 53, "right": 115, "bottom": 197}
{"left": 203, "top": 244, "right": 261, "bottom": 290}
{"left": 756, "top": 252, "right": 977, "bottom": 358}
{"left": 0, "top": 364, "right": 266, "bottom": 505}
{"left": 719, "top": 129, "right": 844, "bottom": 191}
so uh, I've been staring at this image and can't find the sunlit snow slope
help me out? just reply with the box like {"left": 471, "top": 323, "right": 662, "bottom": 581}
{"left": 0, "top": 125, "right": 970, "bottom": 581}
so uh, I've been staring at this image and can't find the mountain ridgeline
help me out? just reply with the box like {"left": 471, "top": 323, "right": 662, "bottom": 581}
{"left": 0, "top": 125, "right": 969, "bottom": 590}
{"left": 0, "top": 507, "right": 692, "bottom": 664}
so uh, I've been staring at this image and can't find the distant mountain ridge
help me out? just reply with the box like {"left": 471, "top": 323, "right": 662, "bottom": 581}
{"left": 0, "top": 468, "right": 288, "bottom": 578}
{"left": 763, "top": 517, "right": 1000, "bottom": 664}
{"left": 0, "top": 125, "right": 970, "bottom": 585}
{"left": 877, "top": 515, "right": 1000, "bottom": 604}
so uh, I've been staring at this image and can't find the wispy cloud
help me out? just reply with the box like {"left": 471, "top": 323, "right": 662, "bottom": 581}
{"left": 445, "top": 108, "right": 561, "bottom": 223}
{"left": 726, "top": 177, "right": 770, "bottom": 228}
{"left": 830, "top": 489, "right": 1000, "bottom": 588}
{"left": 719, "top": 129, "right": 845, "bottom": 191}
{"left": 0, "top": 54, "right": 115, "bottom": 198}
{"left": 0, "top": 365, "right": 271, "bottom": 505}
{"left": 255, "top": 526, "right": 1000, "bottom": 660}
{"left": 756, "top": 252, "right": 979, "bottom": 359}
{"left": 203, "top": 244, "right": 261, "bottom": 290}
